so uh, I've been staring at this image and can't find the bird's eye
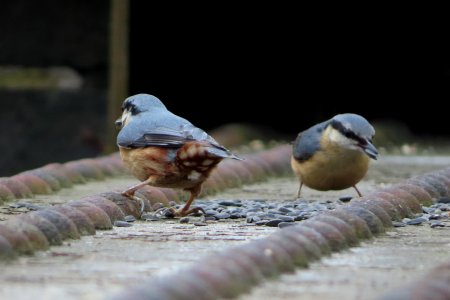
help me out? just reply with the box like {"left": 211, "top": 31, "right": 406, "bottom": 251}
{"left": 342, "top": 129, "right": 367, "bottom": 145}
{"left": 343, "top": 129, "right": 357, "bottom": 140}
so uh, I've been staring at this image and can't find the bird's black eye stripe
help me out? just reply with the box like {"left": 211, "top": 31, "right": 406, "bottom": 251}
{"left": 121, "top": 101, "right": 130, "bottom": 111}
{"left": 125, "top": 101, "right": 132, "bottom": 110}
{"left": 331, "top": 120, "right": 365, "bottom": 144}
{"left": 130, "top": 105, "right": 141, "bottom": 115}
{"left": 122, "top": 101, "right": 141, "bottom": 115}
{"left": 343, "top": 129, "right": 360, "bottom": 142}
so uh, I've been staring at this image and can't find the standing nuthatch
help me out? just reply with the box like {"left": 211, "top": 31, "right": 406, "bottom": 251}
{"left": 115, "top": 94, "right": 241, "bottom": 217}
{"left": 291, "top": 113, "right": 378, "bottom": 198}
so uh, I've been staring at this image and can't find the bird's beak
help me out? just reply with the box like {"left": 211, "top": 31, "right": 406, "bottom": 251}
{"left": 115, "top": 110, "right": 131, "bottom": 129}
{"left": 361, "top": 140, "right": 378, "bottom": 160}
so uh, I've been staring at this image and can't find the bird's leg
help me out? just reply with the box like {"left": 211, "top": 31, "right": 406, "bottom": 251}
{"left": 121, "top": 176, "right": 155, "bottom": 197}
{"left": 165, "top": 185, "right": 204, "bottom": 217}
{"left": 353, "top": 185, "right": 363, "bottom": 197}
{"left": 121, "top": 176, "right": 156, "bottom": 215}
{"left": 296, "top": 182, "right": 303, "bottom": 199}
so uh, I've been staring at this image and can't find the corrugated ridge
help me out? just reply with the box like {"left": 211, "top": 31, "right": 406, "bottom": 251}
{"left": 109, "top": 165, "right": 450, "bottom": 300}
{"left": 0, "top": 145, "right": 292, "bottom": 259}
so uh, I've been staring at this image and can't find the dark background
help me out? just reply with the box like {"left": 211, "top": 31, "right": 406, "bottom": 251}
{"left": 129, "top": 5, "right": 449, "bottom": 137}
{"left": 0, "top": 1, "right": 448, "bottom": 175}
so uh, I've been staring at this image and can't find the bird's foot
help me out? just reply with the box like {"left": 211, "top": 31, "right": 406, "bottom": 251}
{"left": 157, "top": 206, "right": 205, "bottom": 218}
{"left": 121, "top": 192, "right": 145, "bottom": 216}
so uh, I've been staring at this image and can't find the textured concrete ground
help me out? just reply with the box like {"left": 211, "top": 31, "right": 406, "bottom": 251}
{"left": 0, "top": 155, "right": 449, "bottom": 300}
{"left": 239, "top": 223, "right": 450, "bottom": 300}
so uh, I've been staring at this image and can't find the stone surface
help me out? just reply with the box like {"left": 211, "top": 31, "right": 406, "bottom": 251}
{"left": 0, "top": 155, "right": 449, "bottom": 300}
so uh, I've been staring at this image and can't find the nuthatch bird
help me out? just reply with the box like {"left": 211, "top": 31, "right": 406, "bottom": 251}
{"left": 291, "top": 113, "right": 378, "bottom": 198}
{"left": 115, "top": 94, "right": 241, "bottom": 217}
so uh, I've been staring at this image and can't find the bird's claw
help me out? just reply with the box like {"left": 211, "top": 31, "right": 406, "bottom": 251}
{"left": 121, "top": 192, "right": 145, "bottom": 216}
{"left": 156, "top": 206, "right": 205, "bottom": 218}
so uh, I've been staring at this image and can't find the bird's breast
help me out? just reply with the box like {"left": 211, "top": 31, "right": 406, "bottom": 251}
{"left": 292, "top": 144, "right": 370, "bottom": 191}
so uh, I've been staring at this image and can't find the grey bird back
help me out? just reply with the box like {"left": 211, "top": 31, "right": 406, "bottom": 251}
{"left": 117, "top": 107, "right": 193, "bottom": 148}
{"left": 292, "top": 120, "right": 329, "bottom": 162}
{"left": 117, "top": 94, "right": 239, "bottom": 159}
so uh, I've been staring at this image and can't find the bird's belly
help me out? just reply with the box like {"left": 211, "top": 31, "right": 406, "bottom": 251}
{"left": 119, "top": 147, "right": 208, "bottom": 189}
{"left": 293, "top": 148, "right": 370, "bottom": 191}
{"left": 120, "top": 147, "right": 170, "bottom": 181}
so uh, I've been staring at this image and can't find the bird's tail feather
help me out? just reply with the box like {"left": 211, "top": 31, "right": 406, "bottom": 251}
{"left": 206, "top": 147, "right": 243, "bottom": 160}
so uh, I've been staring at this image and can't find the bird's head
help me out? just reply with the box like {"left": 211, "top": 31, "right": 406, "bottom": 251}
{"left": 115, "top": 94, "right": 166, "bottom": 129}
{"left": 327, "top": 113, "right": 378, "bottom": 160}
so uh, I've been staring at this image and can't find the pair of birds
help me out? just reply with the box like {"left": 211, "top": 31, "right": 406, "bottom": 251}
{"left": 116, "top": 94, "right": 378, "bottom": 217}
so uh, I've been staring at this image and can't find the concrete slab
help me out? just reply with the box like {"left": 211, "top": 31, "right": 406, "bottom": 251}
{"left": 0, "top": 155, "right": 449, "bottom": 300}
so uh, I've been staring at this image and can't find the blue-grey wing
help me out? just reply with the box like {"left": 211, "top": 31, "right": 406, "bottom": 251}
{"left": 181, "top": 124, "right": 228, "bottom": 151}
{"left": 117, "top": 112, "right": 238, "bottom": 160}
{"left": 117, "top": 111, "right": 193, "bottom": 148}
{"left": 184, "top": 124, "right": 241, "bottom": 159}
{"left": 118, "top": 124, "right": 194, "bottom": 148}
{"left": 292, "top": 120, "right": 329, "bottom": 162}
